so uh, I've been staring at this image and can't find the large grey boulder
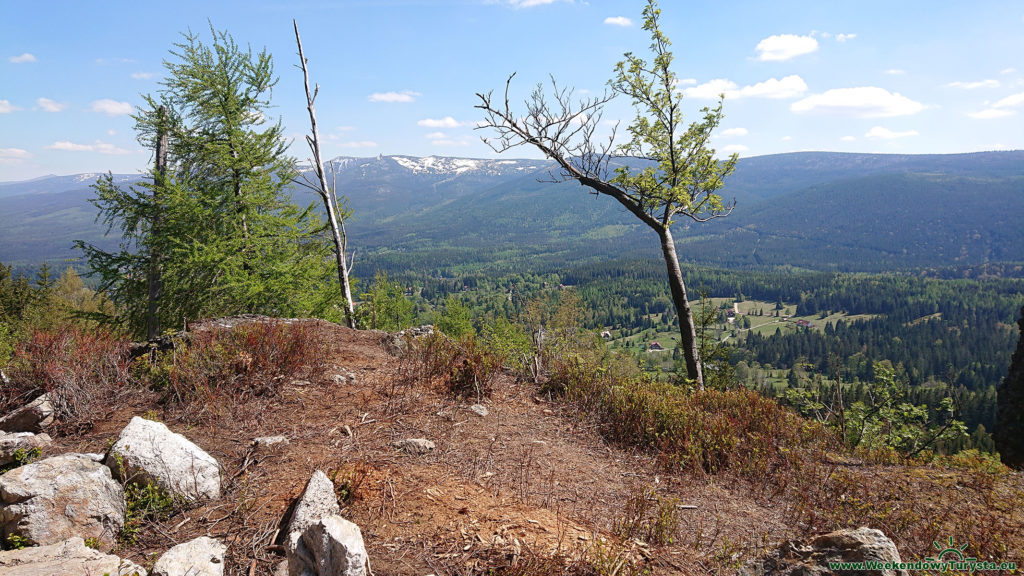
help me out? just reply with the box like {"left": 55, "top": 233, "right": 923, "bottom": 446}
{"left": 0, "top": 432, "right": 51, "bottom": 467}
{"left": 106, "top": 416, "right": 222, "bottom": 501}
{"left": 738, "top": 526, "right": 908, "bottom": 576}
{"left": 0, "top": 536, "right": 146, "bottom": 576}
{"left": 0, "top": 454, "right": 125, "bottom": 547}
{"left": 0, "top": 394, "right": 55, "bottom": 433}
{"left": 151, "top": 536, "right": 226, "bottom": 576}
{"left": 288, "top": 516, "right": 368, "bottom": 576}
{"left": 286, "top": 470, "right": 341, "bottom": 553}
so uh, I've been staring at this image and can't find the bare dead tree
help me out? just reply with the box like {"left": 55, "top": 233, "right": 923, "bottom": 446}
{"left": 476, "top": 0, "right": 736, "bottom": 389}
{"left": 293, "top": 20, "right": 357, "bottom": 328}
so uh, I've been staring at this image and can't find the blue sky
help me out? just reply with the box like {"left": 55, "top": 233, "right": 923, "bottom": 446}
{"left": 1, "top": 0, "right": 1022, "bottom": 181}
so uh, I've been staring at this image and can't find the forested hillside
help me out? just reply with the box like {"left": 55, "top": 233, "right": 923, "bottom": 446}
{"left": 2, "top": 151, "right": 1023, "bottom": 272}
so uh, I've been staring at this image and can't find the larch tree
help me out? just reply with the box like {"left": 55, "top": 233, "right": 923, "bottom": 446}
{"left": 80, "top": 27, "right": 336, "bottom": 337}
{"left": 476, "top": 0, "right": 736, "bottom": 388}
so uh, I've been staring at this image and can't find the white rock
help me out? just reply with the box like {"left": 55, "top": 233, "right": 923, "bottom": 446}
{"left": 252, "top": 435, "right": 289, "bottom": 449}
{"left": 0, "top": 454, "right": 125, "bottom": 547}
{"left": 288, "top": 515, "right": 367, "bottom": 576}
{"left": 738, "top": 526, "right": 908, "bottom": 576}
{"left": 0, "top": 432, "right": 51, "bottom": 467}
{"left": 392, "top": 438, "right": 435, "bottom": 454}
{"left": 286, "top": 471, "right": 341, "bottom": 553}
{"left": 106, "top": 416, "right": 222, "bottom": 501}
{"left": 0, "top": 394, "right": 55, "bottom": 433}
{"left": 0, "top": 536, "right": 146, "bottom": 576}
{"left": 469, "top": 404, "right": 489, "bottom": 417}
{"left": 151, "top": 536, "right": 225, "bottom": 576}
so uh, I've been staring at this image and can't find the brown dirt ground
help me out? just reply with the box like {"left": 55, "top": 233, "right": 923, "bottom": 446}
{"left": 46, "top": 319, "right": 1024, "bottom": 575}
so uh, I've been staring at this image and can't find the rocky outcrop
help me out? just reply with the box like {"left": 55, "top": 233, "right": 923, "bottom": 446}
{"left": 0, "top": 453, "right": 124, "bottom": 547}
{"left": 288, "top": 516, "right": 368, "bottom": 576}
{"left": 106, "top": 416, "right": 222, "bottom": 501}
{"left": 0, "top": 394, "right": 55, "bottom": 433}
{"left": 286, "top": 471, "right": 341, "bottom": 552}
{"left": 0, "top": 432, "right": 51, "bottom": 467}
{"left": 0, "top": 536, "right": 146, "bottom": 576}
{"left": 392, "top": 438, "right": 435, "bottom": 455}
{"left": 151, "top": 536, "right": 226, "bottom": 576}
{"left": 384, "top": 325, "right": 435, "bottom": 355}
{"left": 738, "top": 526, "right": 908, "bottom": 576}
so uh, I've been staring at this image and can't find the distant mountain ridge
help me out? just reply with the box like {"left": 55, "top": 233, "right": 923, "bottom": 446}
{"left": 1, "top": 151, "right": 1022, "bottom": 272}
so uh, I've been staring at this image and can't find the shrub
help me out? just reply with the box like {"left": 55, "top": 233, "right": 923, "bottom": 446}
{"left": 546, "top": 347, "right": 831, "bottom": 477}
{"left": 139, "top": 319, "right": 327, "bottom": 410}
{"left": 614, "top": 483, "right": 682, "bottom": 546}
{"left": 414, "top": 333, "right": 503, "bottom": 400}
{"left": 120, "top": 481, "right": 178, "bottom": 547}
{"left": 3, "top": 325, "right": 131, "bottom": 432}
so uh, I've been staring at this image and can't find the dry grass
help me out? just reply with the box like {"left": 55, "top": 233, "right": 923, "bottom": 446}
{"left": 2, "top": 325, "right": 132, "bottom": 433}
{"left": 9, "top": 317, "right": 1021, "bottom": 575}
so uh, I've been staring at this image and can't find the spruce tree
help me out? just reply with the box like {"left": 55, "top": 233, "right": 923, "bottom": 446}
{"left": 80, "top": 27, "right": 334, "bottom": 337}
{"left": 996, "top": 306, "right": 1024, "bottom": 468}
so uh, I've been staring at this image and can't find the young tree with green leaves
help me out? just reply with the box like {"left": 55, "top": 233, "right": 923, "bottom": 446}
{"left": 355, "top": 272, "right": 413, "bottom": 331}
{"left": 476, "top": 0, "right": 736, "bottom": 389}
{"left": 80, "top": 27, "right": 336, "bottom": 337}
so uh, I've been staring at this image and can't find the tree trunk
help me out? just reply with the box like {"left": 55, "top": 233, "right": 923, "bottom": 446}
{"left": 658, "top": 226, "right": 703, "bottom": 389}
{"left": 146, "top": 106, "right": 168, "bottom": 341}
{"left": 294, "top": 20, "right": 357, "bottom": 329}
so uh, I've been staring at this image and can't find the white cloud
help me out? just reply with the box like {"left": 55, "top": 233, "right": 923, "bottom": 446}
{"left": 131, "top": 72, "right": 154, "bottom": 80}
{"left": 884, "top": 69, "right": 906, "bottom": 76}
{"left": 968, "top": 109, "right": 1015, "bottom": 119}
{"left": 835, "top": 33, "right": 856, "bottom": 42}
{"left": 719, "top": 144, "right": 749, "bottom": 154}
{"left": 0, "top": 148, "right": 32, "bottom": 165}
{"left": 506, "top": 0, "right": 564, "bottom": 7}
{"left": 418, "top": 116, "right": 462, "bottom": 128}
{"left": 339, "top": 141, "right": 377, "bottom": 148}
{"left": 90, "top": 99, "right": 133, "bottom": 116}
{"left": 685, "top": 75, "right": 807, "bottom": 100}
{"left": 36, "top": 98, "right": 66, "bottom": 112}
{"left": 684, "top": 78, "right": 738, "bottom": 99}
{"left": 947, "top": 79, "right": 1000, "bottom": 90}
{"left": 676, "top": 78, "right": 697, "bottom": 86}
{"left": 604, "top": 16, "right": 632, "bottom": 27}
{"left": 840, "top": 136, "right": 856, "bottom": 142}
{"left": 755, "top": 34, "right": 818, "bottom": 61}
{"left": 425, "top": 131, "right": 447, "bottom": 139}
{"left": 46, "top": 140, "right": 133, "bottom": 155}
{"left": 992, "top": 91, "right": 1024, "bottom": 108}
{"left": 1000, "top": 68, "right": 1016, "bottom": 75}
{"left": 970, "top": 91, "right": 1024, "bottom": 118}
{"left": 720, "top": 127, "right": 748, "bottom": 137}
{"left": 790, "top": 87, "right": 925, "bottom": 117}
{"left": 368, "top": 90, "right": 420, "bottom": 103}
{"left": 0, "top": 99, "right": 21, "bottom": 113}
{"left": 865, "top": 126, "right": 919, "bottom": 139}
{"left": 9, "top": 53, "right": 36, "bottom": 63}
{"left": 781, "top": 135, "right": 793, "bottom": 141}
{"left": 738, "top": 75, "right": 808, "bottom": 98}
